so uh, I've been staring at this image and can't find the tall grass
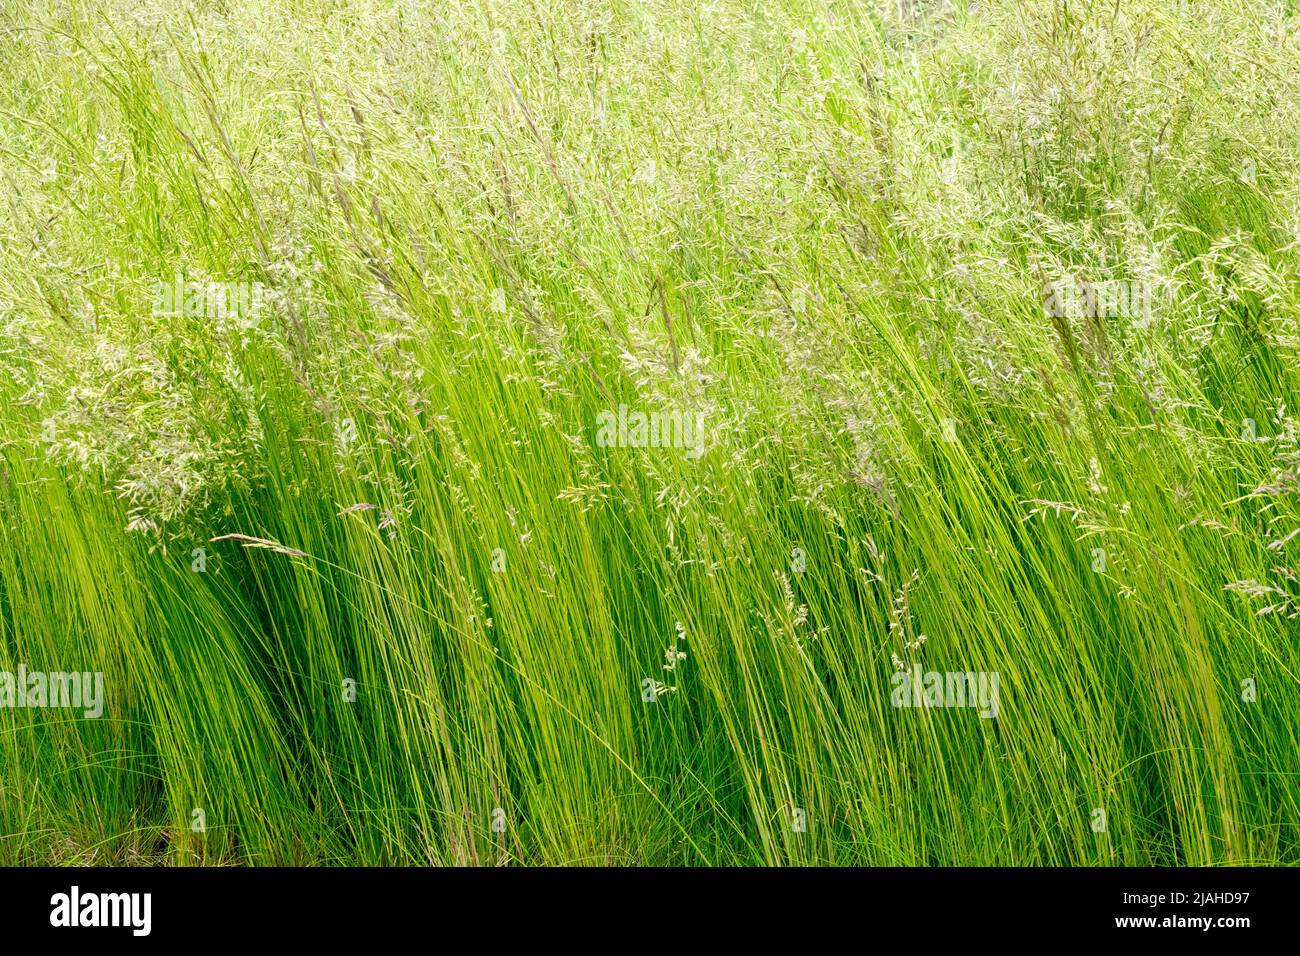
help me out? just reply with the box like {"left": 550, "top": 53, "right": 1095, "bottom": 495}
{"left": 0, "top": 0, "right": 1297, "bottom": 865}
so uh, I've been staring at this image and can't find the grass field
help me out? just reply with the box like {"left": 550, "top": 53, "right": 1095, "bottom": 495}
{"left": 0, "top": 0, "right": 1297, "bottom": 865}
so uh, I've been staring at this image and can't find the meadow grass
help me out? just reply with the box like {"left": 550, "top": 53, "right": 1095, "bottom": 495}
{"left": 0, "top": 0, "right": 1297, "bottom": 865}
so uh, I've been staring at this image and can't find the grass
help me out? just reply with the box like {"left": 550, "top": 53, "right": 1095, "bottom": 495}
{"left": 0, "top": 0, "right": 1297, "bottom": 865}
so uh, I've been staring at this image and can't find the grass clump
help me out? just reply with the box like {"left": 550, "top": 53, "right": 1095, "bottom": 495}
{"left": 0, "top": 0, "right": 1297, "bottom": 865}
